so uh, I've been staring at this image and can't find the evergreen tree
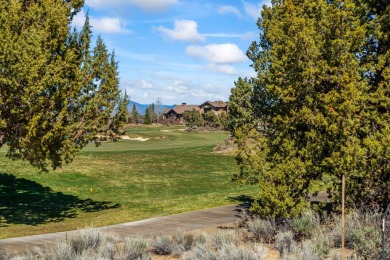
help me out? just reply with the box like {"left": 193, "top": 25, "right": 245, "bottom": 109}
{"left": 149, "top": 103, "right": 156, "bottom": 124}
{"left": 0, "top": 1, "right": 125, "bottom": 170}
{"left": 130, "top": 104, "right": 141, "bottom": 124}
{"left": 144, "top": 106, "right": 153, "bottom": 125}
{"left": 183, "top": 109, "right": 203, "bottom": 127}
{"left": 110, "top": 91, "right": 129, "bottom": 135}
{"left": 228, "top": 77, "right": 255, "bottom": 134}
{"left": 231, "top": 0, "right": 389, "bottom": 217}
{"left": 203, "top": 111, "right": 217, "bottom": 128}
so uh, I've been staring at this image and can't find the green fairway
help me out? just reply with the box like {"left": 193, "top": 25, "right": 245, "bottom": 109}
{"left": 0, "top": 125, "right": 257, "bottom": 238}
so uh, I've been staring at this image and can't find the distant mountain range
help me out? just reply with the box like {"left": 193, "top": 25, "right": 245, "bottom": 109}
{"left": 127, "top": 101, "right": 175, "bottom": 115}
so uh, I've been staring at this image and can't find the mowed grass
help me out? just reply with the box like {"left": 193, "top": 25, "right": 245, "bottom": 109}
{"left": 0, "top": 125, "right": 257, "bottom": 238}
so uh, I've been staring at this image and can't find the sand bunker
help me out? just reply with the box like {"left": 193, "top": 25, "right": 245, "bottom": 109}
{"left": 127, "top": 136, "right": 149, "bottom": 141}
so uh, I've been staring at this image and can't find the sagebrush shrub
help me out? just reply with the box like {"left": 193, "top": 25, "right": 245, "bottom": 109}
{"left": 182, "top": 244, "right": 217, "bottom": 260}
{"left": 218, "top": 243, "right": 268, "bottom": 260}
{"left": 296, "top": 240, "right": 321, "bottom": 260}
{"left": 209, "top": 230, "right": 238, "bottom": 250}
{"left": 151, "top": 234, "right": 173, "bottom": 255}
{"left": 332, "top": 210, "right": 382, "bottom": 259}
{"left": 246, "top": 217, "right": 276, "bottom": 243}
{"left": 350, "top": 226, "right": 381, "bottom": 259}
{"left": 118, "top": 237, "right": 150, "bottom": 260}
{"left": 290, "top": 210, "right": 320, "bottom": 240}
{"left": 172, "top": 229, "right": 196, "bottom": 251}
{"left": 52, "top": 242, "right": 76, "bottom": 260}
{"left": 70, "top": 229, "right": 99, "bottom": 255}
{"left": 310, "top": 228, "right": 333, "bottom": 257}
{"left": 276, "top": 231, "right": 296, "bottom": 257}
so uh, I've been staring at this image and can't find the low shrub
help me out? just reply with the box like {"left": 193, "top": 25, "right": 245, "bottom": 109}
{"left": 332, "top": 210, "right": 382, "bottom": 259}
{"left": 182, "top": 244, "right": 217, "bottom": 260}
{"left": 290, "top": 210, "right": 320, "bottom": 240}
{"left": 50, "top": 242, "right": 76, "bottom": 260}
{"left": 246, "top": 217, "right": 276, "bottom": 243}
{"left": 350, "top": 226, "right": 381, "bottom": 259}
{"left": 68, "top": 228, "right": 117, "bottom": 256}
{"left": 209, "top": 230, "right": 238, "bottom": 250}
{"left": 296, "top": 240, "right": 321, "bottom": 260}
{"left": 118, "top": 237, "right": 150, "bottom": 260}
{"left": 310, "top": 229, "right": 333, "bottom": 257}
{"left": 182, "top": 243, "right": 268, "bottom": 260}
{"left": 0, "top": 249, "right": 11, "bottom": 260}
{"left": 276, "top": 231, "right": 296, "bottom": 257}
{"left": 235, "top": 210, "right": 252, "bottom": 229}
{"left": 218, "top": 243, "right": 268, "bottom": 260}
{"left": 150, "top": 234, "right": 173, "bottom": 255}
{"left": 172, "top": 229, "right": 196, "bottom": 251}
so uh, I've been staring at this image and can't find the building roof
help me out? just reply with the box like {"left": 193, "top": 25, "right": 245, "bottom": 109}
{"left": 172, "top": 104, "right": 200, "bottom": 115}
{"left": 164, "top": 104, "right": 200, "bottom": 115}
{"left": 200, "top": 101, "right": 228, "bottom": 108}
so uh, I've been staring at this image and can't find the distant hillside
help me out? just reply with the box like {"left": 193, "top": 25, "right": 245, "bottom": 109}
{"left": 128, "top": 101, "right": 174, "bottom": 115}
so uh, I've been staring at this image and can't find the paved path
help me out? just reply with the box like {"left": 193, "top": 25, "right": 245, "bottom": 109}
{"left": 0, "top": 191, "right": 329, "bottom": 256}
{"left": 0, "top": 204, "right": 246, "bottom": 256}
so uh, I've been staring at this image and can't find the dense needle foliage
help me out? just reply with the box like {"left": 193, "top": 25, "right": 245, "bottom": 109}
{"left": 229, "top": 0, "right": 389, "bottom": 217}
{"left": 0, "top": 0, "right": 128, "bottom": 170}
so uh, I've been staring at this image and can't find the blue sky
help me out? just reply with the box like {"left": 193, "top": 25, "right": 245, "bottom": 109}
{"left": 73, "top": 0, "right": 270, "bottom": 105}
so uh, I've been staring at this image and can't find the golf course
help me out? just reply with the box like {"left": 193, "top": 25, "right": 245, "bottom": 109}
{"left": 0, "top": 125, "right": 257, "bottom": 239}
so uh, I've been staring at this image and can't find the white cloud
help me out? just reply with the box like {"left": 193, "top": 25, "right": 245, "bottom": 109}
{"left": 141, "top": 80, "right": 154, "bottom": 89}
{"left": 242, "top": 1, "right": 262, "bottom": 21}
{"left": 86, "top": 0, "right": 178, "bottom": 12}
{"left": 72, "top": 10, "right": 128, "bottom": 33}
{"left": 205, "top": 64, "right": 236, "bottom": 75}
{"left": 167, "top": 80, "right": 189, "bottom": 94}
{"left": 217, "top": 5, "right": 242, "bottom": 18}
{"left": 93, "top": 17, "right": 123, "bottom": 33}
{"left": 185, "top": 43, "right": 247, "bottom": 64}
{"left": 156, "top": 20, "right": 204, "bottom": 42}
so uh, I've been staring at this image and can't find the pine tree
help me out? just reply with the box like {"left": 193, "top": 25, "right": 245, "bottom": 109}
{"left": 131, "top": 104, "right": 141, "bottom": 124}
{"left": 0, "top": 1, "right": 125, "bottom": 170}
{"left": 144, "top": 107, "right": 151, "bottom": 125}
{"left": 230, "top": 0, "right": 389, "bottom": 216}
{"left": 228, "top": 77, "right": 255, "bottom": 134}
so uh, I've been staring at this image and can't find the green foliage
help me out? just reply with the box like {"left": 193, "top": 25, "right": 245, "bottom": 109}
{"left": 120, "top": 237, "right": 151, "bottom": 260}
{"left": 130, "top": 104, "right": 141, "bottom": 124}
{"left": 230, "top": 0, "right": 390, "bottom": 217}
{"left": 0, "top": 1, "right": 125, "bottom": 171}
{"left": 228, "top": 77, "right": 254, "bottom": 134}
{"left": 183, "top": 109, "right": 203, "bottom": 127}
{"left": 351, "top": 226, "right": 381, "bottom": 259}
{"left": 203, "top": 111, "right": 217, "bottom": 127}
{"left": 332, "top": 210, "right": 383, "bottom": 259}
{"left": 144, "top": 103, "right": 156, "bottom": 125}
{"left": 290, "top": 210, "right": 320, "bottom": 240}
{"left": 246, "top": 217, "right": 276, "bottom": 243}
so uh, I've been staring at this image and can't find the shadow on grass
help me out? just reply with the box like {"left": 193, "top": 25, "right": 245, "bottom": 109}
{"left": 0, "top": 172, "right": 120, "bottom": 226}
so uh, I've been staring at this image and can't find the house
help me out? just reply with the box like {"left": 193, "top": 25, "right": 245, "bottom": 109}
{"left": 199, "top": 101, "right": 228, "bottom": 115}
{"left": 163, "top": 103, "right": 200, "bottom": 121}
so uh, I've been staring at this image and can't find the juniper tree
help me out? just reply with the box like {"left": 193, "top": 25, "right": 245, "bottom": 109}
{"left": 0, "top": 0, "right": 126, "bottom": 171}
{"left": 227, "top": 77, "right": 255, "bottom": 134}
{"left": 231, "top": 0, "right": 389, "bottom": 217}
{"left": 183, "top": 109, "right": 203, "bottom": 127}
